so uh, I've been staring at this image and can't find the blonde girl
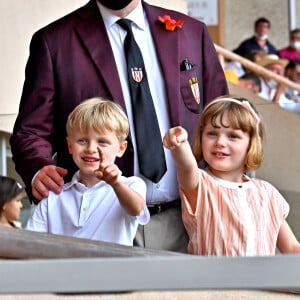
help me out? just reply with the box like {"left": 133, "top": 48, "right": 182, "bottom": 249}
{"left": 163, "top": 96, "right": 300, "bottom": 256}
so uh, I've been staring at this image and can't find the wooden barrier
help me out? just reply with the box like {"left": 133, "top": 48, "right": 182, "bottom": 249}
{"left": 215, "top": 44, "right": 300, "bottom": 92}
{"left": 0, "top": 227, "right": 183, "bottom": 259}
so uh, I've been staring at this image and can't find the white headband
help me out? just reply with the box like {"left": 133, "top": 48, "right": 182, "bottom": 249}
{"left": 205, "top": 97, "right": 261, "bottom": 124}
{"left": 16, "top": 182, "right": 23, "bottom": 189}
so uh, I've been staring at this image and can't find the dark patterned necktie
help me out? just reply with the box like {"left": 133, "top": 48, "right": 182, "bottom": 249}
{"left": 117, "top": 18, "right": 166, "bottom": 183}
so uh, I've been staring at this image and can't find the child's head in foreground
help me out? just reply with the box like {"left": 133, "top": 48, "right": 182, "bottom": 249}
{"left": 66, "top": 97, "right": 130, "bottom": 180}
{"left": 66, "top": 97, "right": 129, "bottom": 142}
{"left": 193, "top": 96, "right": 264, "bottom": 173}
{"left": 0, "top": 175, "right": 25, "bottom": 226}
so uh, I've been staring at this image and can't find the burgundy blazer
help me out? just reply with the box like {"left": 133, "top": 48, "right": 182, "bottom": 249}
{"left": 10, "top": 0, "right": 228, "bottom": 202}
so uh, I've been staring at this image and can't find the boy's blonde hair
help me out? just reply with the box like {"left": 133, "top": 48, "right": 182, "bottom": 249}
{"left": 66, "top": 97, "right": 129, "bottom": 142}
{"left": 193, "top": 96, "right": 264, "bottom": 172}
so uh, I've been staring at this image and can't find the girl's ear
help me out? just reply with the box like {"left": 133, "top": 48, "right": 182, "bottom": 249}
{"left": 66, "top": 137, "right": 73, "bottom": 154}
{"left": 116, "top": 141, "right": 128, "bottom": 158}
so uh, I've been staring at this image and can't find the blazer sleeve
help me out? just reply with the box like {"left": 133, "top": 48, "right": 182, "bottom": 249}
{"left": 201, "top": 25, "right": 228, "bottom": 103}
{"left": 10, "top": 31, "right": 56, "bottom": 197}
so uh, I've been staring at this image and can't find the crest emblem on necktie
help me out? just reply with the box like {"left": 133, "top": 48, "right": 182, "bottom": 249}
{"left": 189, "top": 77, "right": 200, "bottom": 104}
{"left": 131, "top": 67, "right": 143, "bottom": 83}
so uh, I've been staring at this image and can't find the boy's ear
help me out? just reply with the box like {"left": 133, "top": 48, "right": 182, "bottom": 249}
{"left": 116, "top": 141, "right": 128, "bottom": 158}
{"left": 66, "top": 137, "right": 73, "bottom": 154}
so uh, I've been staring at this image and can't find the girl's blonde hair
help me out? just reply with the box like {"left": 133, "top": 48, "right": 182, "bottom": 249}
{"left": 66, "top": 97, "right": 129, "bottom": 142}
{"left": 193, "top": 96, "right": 264, "bottom": 172}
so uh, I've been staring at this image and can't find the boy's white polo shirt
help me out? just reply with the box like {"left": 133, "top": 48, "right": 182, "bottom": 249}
{"left": 26, "top": 171, "right": 149, "bottom": 246}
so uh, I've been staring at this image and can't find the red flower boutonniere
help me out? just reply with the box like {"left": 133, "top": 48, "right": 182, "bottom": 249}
{"left": 158, "top": 15, "right": 184, "bottom": 32}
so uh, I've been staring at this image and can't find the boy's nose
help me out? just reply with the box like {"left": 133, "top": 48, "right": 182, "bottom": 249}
{"left": 86, "top": 142, "right": 98, "bottom": 152}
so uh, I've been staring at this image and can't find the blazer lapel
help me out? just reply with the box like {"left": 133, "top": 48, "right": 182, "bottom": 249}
{"left": 74, "top": 1, "right": 126, "bottom": 108}
{"left": 143, "top": 3, "right": 180, "bottom": 126}
{"left": 73, "top": 0, "right": 181, "bottom": 120}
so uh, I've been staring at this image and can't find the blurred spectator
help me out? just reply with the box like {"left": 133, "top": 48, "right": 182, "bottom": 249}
{"left": 224, "top": 60, "right": 245, "bottom": 78}
{"left": 239, "top": 72, "right": 261, "bottom": 94}
{"left": 284, "top": 60, "right": 300, "bottom": 102}
{"left": 233, "top": 17, "right": 277, "bottom": 59}
{"left": 224, "top": 49, "right": 267, "bottom": 79}
{"left": 256, "top": 54, "right": 288, "bottom": 101}
{"left": 249, "top": 49, "right": 268, "bottom": 64}
{"left": 257, "top": 54, "right": 300, "bottom": 113}
{"left": 278, "top": 29, "right": 300, "bottom": 61}
{"left": 224, "top": 70, "right": 261, "bottom": 95}
{"left": 224, "top": 69, "right": 239, "bottom": 84}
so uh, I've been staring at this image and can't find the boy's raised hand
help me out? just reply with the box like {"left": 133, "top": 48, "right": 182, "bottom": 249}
{"left": 163, "top": 126, "right": 188, "bottom": 150}
{"left": 94, "top": 147, "right": 120, "bottom": 186}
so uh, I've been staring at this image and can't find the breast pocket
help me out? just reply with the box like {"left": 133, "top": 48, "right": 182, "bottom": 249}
{"left": 180, "top": 65, "right": 203, "bottom": 113}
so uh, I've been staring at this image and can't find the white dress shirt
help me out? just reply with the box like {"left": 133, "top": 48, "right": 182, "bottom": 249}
{"left": 26, "top": 171, "right": 150, "bottom": 246}
{"left": 259, "top": 78, "right": 300, "bottom": 113}
{"left": 97, "top": 2, "right": 179, "bottom": 203}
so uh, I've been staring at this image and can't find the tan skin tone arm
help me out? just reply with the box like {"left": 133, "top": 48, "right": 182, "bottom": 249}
{"left": 272, "top": 82, "right": 286, "bottom": 103}
{"left": 94, "top": 147, "right": 145, "bottom": 216}
{"left": 163, "top": 126, "right": 199, "bottom": 212}
{"left": 277, "top": 220, "right": 300, "bottom": 253}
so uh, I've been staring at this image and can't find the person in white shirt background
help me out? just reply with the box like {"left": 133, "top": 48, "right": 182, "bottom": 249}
{"left": 256, "top": 54, "right": 300, "bottom": 113}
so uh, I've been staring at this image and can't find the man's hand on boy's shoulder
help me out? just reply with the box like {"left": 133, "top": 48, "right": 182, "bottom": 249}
{"left": 32, "top": 165, "right": 67, "bottom": 200}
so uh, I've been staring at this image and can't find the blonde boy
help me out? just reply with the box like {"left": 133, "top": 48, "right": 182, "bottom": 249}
{"left": 26, "top": 97, "right": 149, "bottom": 246}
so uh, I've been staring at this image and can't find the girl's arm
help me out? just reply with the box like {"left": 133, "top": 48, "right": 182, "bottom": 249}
{"left": 277, "top": 220, "right": 300, "bottom": 253}
{"left": 163, "top": 126, "right": 199, "bottom": 192}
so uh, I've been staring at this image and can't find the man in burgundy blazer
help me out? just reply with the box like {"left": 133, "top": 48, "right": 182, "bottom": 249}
{"left": 10, "top": 0, "right": 228, "bottom": 251}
